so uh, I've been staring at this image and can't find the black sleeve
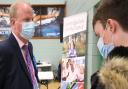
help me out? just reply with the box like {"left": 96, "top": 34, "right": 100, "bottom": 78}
{"left": 0, "top": 50, "right": 10, "bottom": 89}
{"left": 91, "top": 71, "right": 105, "bottom": 89}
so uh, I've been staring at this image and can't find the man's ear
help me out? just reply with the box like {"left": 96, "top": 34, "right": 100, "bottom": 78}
{"left": 106, "top": 19, "right": 117, "bottom": 33}
{"left": 10, "top": 18, "right": 15, "bottom": 25}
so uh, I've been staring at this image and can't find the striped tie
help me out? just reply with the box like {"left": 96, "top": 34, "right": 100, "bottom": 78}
{"left": 23, "top": 45, "right": 39, "bottom": 89}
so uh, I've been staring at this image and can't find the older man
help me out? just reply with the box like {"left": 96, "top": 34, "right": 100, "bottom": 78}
{"left": 0, "top": 1, "right": 39, "bottom": 89}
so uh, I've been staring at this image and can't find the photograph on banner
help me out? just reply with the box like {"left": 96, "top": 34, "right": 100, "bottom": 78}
{"left": 33, "top": 6, "right": 64, "bottom": 38}
{"left": 61, "top": 81, "right": 84, "bottom": 89}
{"left": 61, "top": 57, "right": 85, "bottom": 83}
{"left": 63, "top": 31, "right": 86, "bottom": 57}
{"left": 0, "top": 6, "right": 11, "bottom": 40}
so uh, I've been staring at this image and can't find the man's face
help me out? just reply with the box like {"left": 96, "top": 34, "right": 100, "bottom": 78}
{"left": 94, "top": 21, "right": 113, "bottom": 45}
{"left": 12, "top": 4, "right": 33, "bottom": 39}
{"left": 94, "top": 21, "right": 105, "bottom": 37}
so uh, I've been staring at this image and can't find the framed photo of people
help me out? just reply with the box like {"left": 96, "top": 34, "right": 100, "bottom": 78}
{"left": 0, "top": 4, "right": 65, "bottom": 40}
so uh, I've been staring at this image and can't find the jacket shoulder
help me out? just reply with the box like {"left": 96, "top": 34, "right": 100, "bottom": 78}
{"left": 0, "top": 39, "right": 12, "bottom": 54}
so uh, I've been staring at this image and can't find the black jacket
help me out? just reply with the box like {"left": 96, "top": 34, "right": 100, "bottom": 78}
{"left": 0, "top": 33, "right": 39, "bottom": 89}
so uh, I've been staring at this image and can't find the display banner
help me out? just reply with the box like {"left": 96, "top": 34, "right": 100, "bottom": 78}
{"left": 61, "top": 12, "right": 87, "bottom": 89}
{"left": 63, "top": 12, "right": 87, "bottom": 37}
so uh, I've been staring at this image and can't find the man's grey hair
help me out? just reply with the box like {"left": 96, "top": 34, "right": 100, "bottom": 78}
{"left": 9, "top": 1, "right": 31, "bottom": 19}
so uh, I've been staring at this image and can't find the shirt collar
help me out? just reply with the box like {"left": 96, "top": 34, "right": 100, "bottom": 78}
{"left": 12, "top": 32, "right": 28, "bottom": 48}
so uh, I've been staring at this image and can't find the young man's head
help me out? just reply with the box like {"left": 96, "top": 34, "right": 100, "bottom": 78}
{"left": 95, "top": 0, "right": 128, "bottom": 46}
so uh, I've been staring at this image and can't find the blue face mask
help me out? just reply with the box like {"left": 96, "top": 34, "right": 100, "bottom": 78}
{"left": 97, "top": 37, "right": 114, "bottom": 59}
{"left": 21, "top": 21, "right": 35, "bottom": 40}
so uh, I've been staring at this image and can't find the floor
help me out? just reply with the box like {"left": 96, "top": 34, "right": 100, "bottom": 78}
{"left": 40, "top": 80, "right": 60, "bottom": 89}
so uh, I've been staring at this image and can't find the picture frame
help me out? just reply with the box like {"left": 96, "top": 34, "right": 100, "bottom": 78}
{"left": 32, "top": 5, "right": 65, "bottom": 39}
{"left": 0, "top": 5, "right": 10, "bottom": 40}
{"left": 0, "top": 4, "right": 65, "bottom": 40}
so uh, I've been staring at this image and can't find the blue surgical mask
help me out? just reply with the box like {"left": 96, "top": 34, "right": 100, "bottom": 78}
{"left": 21, "top": 21, "right": 35, "bottom": 40}
{"left": 97, "top": 37, "right": 114, "bottom": 59}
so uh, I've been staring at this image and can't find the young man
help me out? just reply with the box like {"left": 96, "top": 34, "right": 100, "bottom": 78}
{"left": 91, "top": 0, "right": 128, "bottom": 88}
{"left": 93, "top": 0, "right": 128, "bottom": 58}
{"left": 0, "top": 1, "right": 39, "bottom": 89}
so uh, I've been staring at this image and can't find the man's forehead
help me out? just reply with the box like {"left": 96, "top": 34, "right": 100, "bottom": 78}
{"left": 17, "top": 5, "right": 32, "bottom": 14}
{"left": 16, "top": 3, "right": 32, "bottom": 10}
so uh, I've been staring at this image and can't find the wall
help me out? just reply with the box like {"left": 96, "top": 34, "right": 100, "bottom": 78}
{"left": 66, "top": 0, "right": 99, "bottom": 16}
{"left": 30, "top": 39, "right": 63, "bottom": 70}
{"left": 0, "top": 0, "right": 65, "bottom": 5}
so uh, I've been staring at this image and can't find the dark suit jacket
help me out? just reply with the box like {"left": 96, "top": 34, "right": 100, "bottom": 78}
{"left": 0, "top": 33, "right": 39, "bottom": 89}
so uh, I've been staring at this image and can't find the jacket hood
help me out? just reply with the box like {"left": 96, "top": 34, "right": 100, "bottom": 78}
{"left": 98, "top": 57, "right": 128, "bottom": 89}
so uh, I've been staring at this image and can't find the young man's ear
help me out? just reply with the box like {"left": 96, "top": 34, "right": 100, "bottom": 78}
{"left": 106, "top": 19, "right": 117, "bottom": 33}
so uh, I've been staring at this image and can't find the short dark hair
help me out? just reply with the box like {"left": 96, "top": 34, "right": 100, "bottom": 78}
{"left": 94, "top": 0, "right": 128, "bottom": 32}
{"left": 92, "top": 10, "right": 106, "bottom": 29}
